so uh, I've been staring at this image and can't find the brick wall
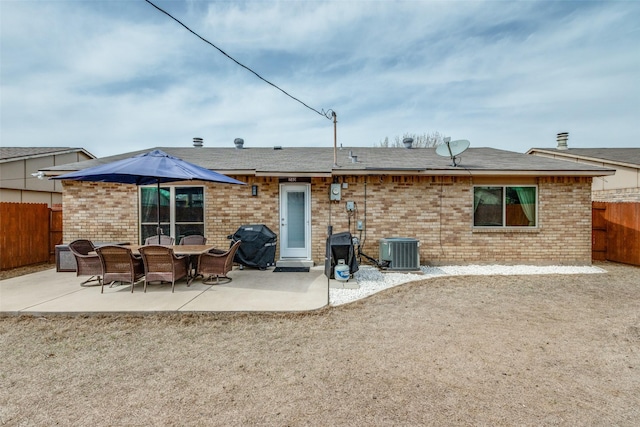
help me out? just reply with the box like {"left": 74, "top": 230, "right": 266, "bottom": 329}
{"left": 592, "top": 188, "right": 640, "bottom": 202}
{"left": 318, "top": 175, "right": 593, "bottom": 265}
{"left": 62, "top": 175, "right": 594, "bottom": 265}
{"left": 203, "top": 176, "right": 281, "bottom": 248}
{"left": 63, "top": 181, "right": 139, "bottom": 243}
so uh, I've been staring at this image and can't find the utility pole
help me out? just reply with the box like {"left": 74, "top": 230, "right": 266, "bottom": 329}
{"left": 332, "top": 111, "right": 338, "bottom": 168}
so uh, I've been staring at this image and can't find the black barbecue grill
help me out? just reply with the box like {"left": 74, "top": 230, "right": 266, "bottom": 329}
{"left": 324, "top": 231, "right": 359, "bottom": 279}
{"left": 228, "top": 224, "right": 277, "bottom": 270}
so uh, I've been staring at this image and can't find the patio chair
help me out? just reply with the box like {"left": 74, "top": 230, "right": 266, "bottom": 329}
{"left": 179, "top": 235, "right": 207, "bottom": 245}
{"left": 68, "top": 239, "right": 102, "bottom": 286}
{"left": 138, "top": 245, "right": 190, "bottom": 293}
{"left": 196, "top": 240, "right": 242, "bottom": 285}
{"left": 96, "top": 245, "right": 145, "bottom": 293}
{"left": 179, "top": 234, "right": 208, "bottom": 275}
{"left": 144, "top": 235, "right": 175, "bottom": 245}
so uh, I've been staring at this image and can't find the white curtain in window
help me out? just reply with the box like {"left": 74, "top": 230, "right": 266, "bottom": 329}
{"left": 514, "top": 187, "right": 536, "bottom": 225}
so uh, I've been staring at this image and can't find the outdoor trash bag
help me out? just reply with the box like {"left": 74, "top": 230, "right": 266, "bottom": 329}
{"left": 325, "top": 231, "right": 359, "bottom": 279}
{"left": 228, "top": 224, "right": 277, "bottom": 270}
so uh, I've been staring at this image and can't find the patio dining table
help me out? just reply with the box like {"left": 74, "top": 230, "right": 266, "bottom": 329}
{"left": 90, "top": 244, "right": 217, "bottom": 256}
{"left": 119, "top": 245, "right": 217, "bottom": 256}
{"left": 91, "top": 244, "right": 220, "bottom": 286}
{"left": 116, "top": 245, "right": 218, "bottom": 276}
{"left": 90, "top": 245, "right": 218, "bottom": 257}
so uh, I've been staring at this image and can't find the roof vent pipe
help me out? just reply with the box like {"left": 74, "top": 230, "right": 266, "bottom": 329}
{"left": 403, "top": 137, "right": 414, "bottom": 149}
{"left": 234, "top": 138, "right": 244, "bottom": 149}
{"left": 556, "top": 132, "right": 569, "bottom": 150}
{"left": 193, "top": 137, "right": 203, "bottom": 148}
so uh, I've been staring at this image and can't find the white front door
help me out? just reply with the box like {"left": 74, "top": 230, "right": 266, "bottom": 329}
{"left": 279, "top": 183, "right": 311, "bottom": 259}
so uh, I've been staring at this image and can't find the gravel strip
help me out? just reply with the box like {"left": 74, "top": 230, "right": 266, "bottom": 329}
{"left": 330, "top": 264, "right": 607, "bottom": 306}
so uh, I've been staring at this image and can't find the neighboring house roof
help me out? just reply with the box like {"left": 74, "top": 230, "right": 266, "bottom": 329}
{"left": 0, "top": 147, "right": 95, "bottom": 163}
{"left": 40, "top": 146, "right": 615, "bottom": 177}
{"left": 526, "top": 148, "right": 640, "bottom": 170}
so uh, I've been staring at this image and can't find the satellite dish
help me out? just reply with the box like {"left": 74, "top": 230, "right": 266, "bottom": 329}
{"left": 435, "top": 138, "right": 470, "bottom": 167}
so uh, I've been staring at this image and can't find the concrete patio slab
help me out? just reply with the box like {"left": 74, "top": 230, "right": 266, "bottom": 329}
{"left": 182, "top": 268, "right": 328, "bottom": 312}
{"left": 0, "top": 266, "right": 330, "bottom": 314}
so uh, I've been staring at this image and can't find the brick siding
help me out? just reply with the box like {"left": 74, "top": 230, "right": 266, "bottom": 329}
{"left": 62, "top": 175, "right": 594, "bottom": 265}
{"left": 592, "top": 188, "right": 640, "bottom": 202}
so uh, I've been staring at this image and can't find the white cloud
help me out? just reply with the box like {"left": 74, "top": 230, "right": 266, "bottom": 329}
{"left": 1, "top": 0, "right": 639, "bottom": 157}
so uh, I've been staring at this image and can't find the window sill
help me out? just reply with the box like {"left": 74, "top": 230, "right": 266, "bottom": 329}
{"left": 472, "top": 227, "right": 540, "bottom": 234}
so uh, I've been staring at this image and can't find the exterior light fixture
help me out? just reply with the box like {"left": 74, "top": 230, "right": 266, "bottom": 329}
{"left": 251, "top": 185, "right": 258, "bottom": 196}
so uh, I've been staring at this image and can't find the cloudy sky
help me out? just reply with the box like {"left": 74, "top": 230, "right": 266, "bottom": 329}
{"left": 2, "top": 0, "right": 639, "bottom": 158}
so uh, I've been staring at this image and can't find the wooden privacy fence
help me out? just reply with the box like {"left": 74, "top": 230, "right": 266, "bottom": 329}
{"left": 592, "top": 202, "right": 640, "bottom": 266}
{"left": 0, "top": 202, "right": 62, "bottom": 270}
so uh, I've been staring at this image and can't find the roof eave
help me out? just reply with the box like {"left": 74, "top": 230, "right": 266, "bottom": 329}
{"left": 254, "top": 171, "right": 332, "bottom": 178}
{"left": 0, "top": 148, "right": 95, "bottom": 164}
{"left": 527, "top": 148, "right": 640, "bottom": 170}
{"left": 334, "top": 168, "right": 616, "bottom": 177}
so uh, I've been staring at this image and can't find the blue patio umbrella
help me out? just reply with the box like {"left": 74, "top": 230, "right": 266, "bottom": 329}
{"left": 53, "top": 149, "right": 246, "bottom": 243}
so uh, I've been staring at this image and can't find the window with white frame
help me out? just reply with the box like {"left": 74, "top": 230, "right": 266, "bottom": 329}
{"left": 140, "top": 186, "right": 204, "bottom": 243}
{"left": 473, "top": 186, "right": 537, "bottom": 227}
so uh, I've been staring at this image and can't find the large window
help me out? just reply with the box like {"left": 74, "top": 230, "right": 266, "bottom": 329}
{"left": 140, "top": 186, "right": 204, "bottom": 243}
{"left": 473, "top": 186, "right": 537, "bottom": 227}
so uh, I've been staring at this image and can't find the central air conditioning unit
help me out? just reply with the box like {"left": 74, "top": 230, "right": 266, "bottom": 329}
{"left": 379, "top": 238, "right": 420, "bottom": 271}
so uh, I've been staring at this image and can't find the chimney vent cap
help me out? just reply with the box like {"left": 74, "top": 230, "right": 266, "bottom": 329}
{"left": 556, "top": 132, "right": 569, "bottom": 150}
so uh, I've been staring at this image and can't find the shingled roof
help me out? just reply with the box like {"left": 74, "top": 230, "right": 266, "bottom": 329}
{"left": 0, "top": 147, "right": 94, "bottom": 162}
{"left": 527, "top": 147, "right": 640, "bottom": 169}
{"left": 40, "top": 146, "right": 615, "bottom": 177}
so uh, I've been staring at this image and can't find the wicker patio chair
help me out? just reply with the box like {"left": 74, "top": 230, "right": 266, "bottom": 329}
{"left": 196, "top": 240, "right": 242, "bottom": 285}
{"left": 68, "top": 239, "right": 102, "bottom": 286}
{"left": 144, "top": 235, "right": 175, "bottom": 245}
{"left": 138, "top": 245, "right": 190, "bottom": 293}
{"left": 179, "top": 235, "right": 207, "bottom": 274}
{"left": 179, "top": 235, "right": 207, "bottom": 245}
{"left": 96, "top": 245, "right": 145, "bottom": 293}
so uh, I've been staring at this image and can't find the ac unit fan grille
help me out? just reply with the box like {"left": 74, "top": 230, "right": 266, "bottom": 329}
{"left": 379, "top": 238, "right": 420, "bottom": 270}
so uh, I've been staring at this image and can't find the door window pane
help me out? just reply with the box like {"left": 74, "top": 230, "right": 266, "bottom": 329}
{"left": 141, "top": 187, "right": 171, "bottom": 223}
{"left": 176, "top": 224, "right": 205, "bottom": 243}
{"left": 140, "top": 186, "right": 204, "bottom": 243}
{"left": 141, "top": 186, "right": 171, "bottom": 242}
{"left": 287, "top": 191, "right": 305, "bottom": 248}
{"left": 175, "top": 187, "right": 204, "bottom": 222}
{"left": 175, "top": 187, "right": 204, "bottom": 243}
{"left": 141, "top": 224, "right": 170, "bottom": 242}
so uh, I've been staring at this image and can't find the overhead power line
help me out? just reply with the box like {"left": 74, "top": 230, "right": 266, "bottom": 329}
{"left": 144, "top": 0, "right": 334, "bottom": 120}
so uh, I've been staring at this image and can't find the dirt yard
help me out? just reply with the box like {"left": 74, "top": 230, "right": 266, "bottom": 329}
{"left": 1, "top": 262, "right": 638, "bottom": 426}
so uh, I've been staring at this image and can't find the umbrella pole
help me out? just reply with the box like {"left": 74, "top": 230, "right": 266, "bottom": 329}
{"left": 157, "top": 181, "right": 162, "bottom": 244}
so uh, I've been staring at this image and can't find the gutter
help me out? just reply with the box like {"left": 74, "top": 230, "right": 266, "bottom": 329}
{"left": 333, "top": 168, "right": 616, "bottom": 177}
